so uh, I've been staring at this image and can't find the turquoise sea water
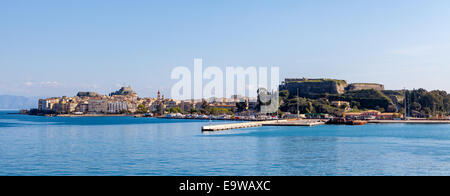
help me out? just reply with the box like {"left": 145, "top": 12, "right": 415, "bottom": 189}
{"left": 0, "top": 110, "right": 449, "bottom": 176}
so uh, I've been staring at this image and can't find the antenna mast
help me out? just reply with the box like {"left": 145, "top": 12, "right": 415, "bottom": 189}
{"left": 297, "top": 88, "right": 300, "bottom": 120}
{"left": 404, "top": 87, "right": 407, "bottom": 120}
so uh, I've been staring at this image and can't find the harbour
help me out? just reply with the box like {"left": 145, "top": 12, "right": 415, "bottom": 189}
{"left": 201, "top": 118, "right": 450, "bottom": 132}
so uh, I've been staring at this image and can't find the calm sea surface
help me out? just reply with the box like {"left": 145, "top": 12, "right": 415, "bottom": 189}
{"left": 0, "top": 110, "right": 449, "bottom": 176}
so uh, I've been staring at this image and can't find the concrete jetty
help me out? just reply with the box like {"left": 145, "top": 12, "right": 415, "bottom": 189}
{"left": 202, "top": 120, "right": 286, "bottom": 132}
{"left": 202, "top": 119, "right": 324, "bottom": 132}
{"left": 263, "top": 119, "right": 326, "bottom": 127}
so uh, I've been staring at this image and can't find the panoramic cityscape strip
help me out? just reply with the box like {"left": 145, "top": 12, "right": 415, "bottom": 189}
{"left": 26, "top": 59, "right": 450, "bottom": 127}
{"left": 2, "top": 0, "right": 450, "bottom": 179}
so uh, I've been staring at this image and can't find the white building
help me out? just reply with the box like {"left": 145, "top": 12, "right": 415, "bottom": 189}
{"left": 108, "top": 101, "right": 128, "bottom": 113}
{"left": 38, "top": 98, "right": 60, "bottom": 111}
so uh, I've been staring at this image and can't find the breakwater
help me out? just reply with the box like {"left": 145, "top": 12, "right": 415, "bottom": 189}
{"left": 368, "top": 120, "right": 450, "bottom": 124}
{"left": 202, "top": 119, "right": 325, "bottom": 132}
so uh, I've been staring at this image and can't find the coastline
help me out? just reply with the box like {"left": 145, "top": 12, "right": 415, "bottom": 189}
{"left": 56, "top": 114, "right": 134, "bottom": 117}
{"left": 368, "top": 120, "right": 450, "bottom": 124}
{"left": 20, "top": 113, "right": 140, "bottom": 117}
{"left": 16, "top": 112, "right": 450, "bottom": 124}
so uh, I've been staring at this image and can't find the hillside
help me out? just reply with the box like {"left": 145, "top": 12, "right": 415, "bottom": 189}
{"left": 0, "top": 95, "right": 39, "bottom": 110}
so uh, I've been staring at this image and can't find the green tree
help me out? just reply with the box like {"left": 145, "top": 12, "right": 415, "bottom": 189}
{"left": 410, "top": 102, "right": 422, "bottom": 111}
{"left": 236, "top": 100, "right": 248, "bottom": 112}
{"left": 137, "top": 104, "right": 148, "bottom": 114}
{"left": 201, "top": 99, "right": 209, "bottom": 109}
{"left": 166, "top": 107, "right": 183, "bottom": 114}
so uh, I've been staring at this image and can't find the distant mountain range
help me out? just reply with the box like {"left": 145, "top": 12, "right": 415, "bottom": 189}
{"left": 0, "top": 95, "right": 40, "bottom": 110}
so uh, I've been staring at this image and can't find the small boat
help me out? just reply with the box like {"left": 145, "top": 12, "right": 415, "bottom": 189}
{"left": 347, "top": 120, "right": 368, "bottom": 125}
{"left": 326, "top": 118, "right": 368, "bottom": 125}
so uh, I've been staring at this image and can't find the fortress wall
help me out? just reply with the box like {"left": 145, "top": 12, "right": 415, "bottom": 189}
{"left": 347, "top": 83, "right": 385, "bottom": 91}
{"left": 282, "top": 80, "right": 348, "bottom": 96}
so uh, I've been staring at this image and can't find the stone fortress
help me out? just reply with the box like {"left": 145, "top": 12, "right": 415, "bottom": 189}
{"left": 279, "top": 78, "right": 385, "bottom": 96}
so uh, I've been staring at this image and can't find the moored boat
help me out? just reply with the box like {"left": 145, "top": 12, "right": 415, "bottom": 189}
{"left": 347, "top": 120, "right": 368, "bottom": 125}
{"left": 326, "top": 118, "right": 368, "bottom": 125}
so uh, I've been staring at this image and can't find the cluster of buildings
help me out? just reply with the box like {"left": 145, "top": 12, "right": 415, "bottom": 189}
{"left": 38, "top": 87, "right": 143, "bottom": 114}
{"left": 37, "top": 86, "right": 257, "bottom": 115}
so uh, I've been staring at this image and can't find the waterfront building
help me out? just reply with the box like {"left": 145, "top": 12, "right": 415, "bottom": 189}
{"left": 66, "top": 101, "right": 78, "bottom": 113}
{"left": 54, "top": 100, "right": 65, "bottom": 113}
{"left": 188, "top": 99, "right": 202, "bottom": 110}
{"left": 127, "top": 102, "right": 138, "bottom": 113}
{"left": 149, "top": 102, "right": 160, "bottom": 112}
{"left": 75, "top": 101, "right": 89, "bottom": 113}
{"left": 362, "top": 110, "right": 382, "bottom": 118}
{"left": 38, "top": 98, "right": 60, "bottom": 111}
{"left": 55, "top": 98, "right": 78, "bottom": 114}
{"left": 140, "top": 98, "right": 156, "bottom": 107}
{"left": 377, "top": 113, "right": 403, "bottom": 120}
{"left": 180, "top": 100, "right": 194, "bottom": 112}
{"left": 166, "top": 99, "right": 181, "bottom": 108}
{"left": 88, "top": 99, "right": 108, "bottom": 113}
{"left": 221, "top": 97, "right": 237, "bottom": 105}
{"left": 345, "top": 112, "right": 363, "bottom": 119}
{"left": 209, "top": 102, "right": 236, "bottom": 110}
{"left": 363, "top": 110, "right": 382, "bottom": 116}
{"left": 108, "top": 101, "right": 128, "bottom": 113}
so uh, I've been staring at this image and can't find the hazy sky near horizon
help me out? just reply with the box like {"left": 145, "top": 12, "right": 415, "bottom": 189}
{"left": 1, "top": 0, "right": 449, "bottom": 97}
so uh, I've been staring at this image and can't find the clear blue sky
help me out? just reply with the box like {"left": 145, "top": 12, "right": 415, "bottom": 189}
{"left": 1, "top": 0, "right": 449, "bottom": 97}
